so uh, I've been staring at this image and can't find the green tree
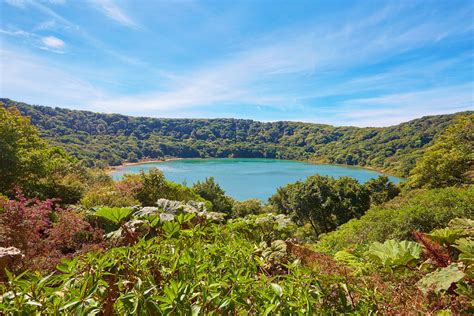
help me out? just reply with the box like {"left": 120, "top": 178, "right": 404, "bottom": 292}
{"left": 232, "top": 198, "right": 264, "bottom": 217}
{"left": 193, "top": 177, "right": 233, "bottom": 214}
{"left": 407, "top": 114, "right": 473, "bottom": 188}
{"left": 364, "top": 176, "right": 400, "bottom": 205}
{"left": 0, "top": 105, "right": 43, "bottom": 194}
{"left": 136, "top": 168, "right": 169, "bottom": 206}
{"left": 269, "top": 175, "right": 371, "bottom": 235}
{"left": 132, "top": 168, "right": 207, "bottom": 206}
{"left": 0, "top": 105, "right": 88, "bottom": 202}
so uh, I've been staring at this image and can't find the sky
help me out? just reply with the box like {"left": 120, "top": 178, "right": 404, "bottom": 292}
{"left": 0, "top": 0, "right": 473, "bottom": 127}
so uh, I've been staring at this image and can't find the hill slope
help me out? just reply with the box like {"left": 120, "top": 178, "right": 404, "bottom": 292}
{"left": 2, "top": 98, "right": 470, "bottom": 176}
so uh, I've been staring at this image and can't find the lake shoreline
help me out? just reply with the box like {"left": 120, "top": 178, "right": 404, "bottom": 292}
{"left": 107, "top": 157, "right": 183, "bottom": 173}
{"left": 108, "top": 157, "right": 404, "bottom": 180}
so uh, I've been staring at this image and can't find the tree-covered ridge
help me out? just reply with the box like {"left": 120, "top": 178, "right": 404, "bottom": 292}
{"left": 2, "top": 98, "right": 471, "bottom": 176}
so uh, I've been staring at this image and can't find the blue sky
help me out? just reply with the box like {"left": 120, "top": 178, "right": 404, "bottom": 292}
{"left": 0, "top": 0, "right": 472, "bottom": 126}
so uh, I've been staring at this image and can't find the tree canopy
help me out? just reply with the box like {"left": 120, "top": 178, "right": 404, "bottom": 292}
{"left": 269, "top": 175, "right": 371, "bottom": 235}
{"left": 3, "top": 98, "right": 470, "bottom": 176}
{"left": 0, "top": 105, "right": 90, "bottom": 203}
{"left": 407, "top": 114, "right": 473, "bottom": 189}
{"left": 193, "top": 177, "right": 233, "bottom": 214}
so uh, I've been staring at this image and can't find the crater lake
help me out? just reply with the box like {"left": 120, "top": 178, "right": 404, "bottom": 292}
{"left": 111, "top": 158, "right": 403, "bottom": 201}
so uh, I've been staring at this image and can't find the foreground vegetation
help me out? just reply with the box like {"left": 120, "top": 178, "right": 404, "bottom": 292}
{"left": 0, "top": 103, "right": 472, "bottom": 314}
{"left": 3, "top": 98, "right": 471, "bottom": 176}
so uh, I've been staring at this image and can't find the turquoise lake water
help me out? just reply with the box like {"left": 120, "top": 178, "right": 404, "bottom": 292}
{"left": 111, "top": 158, "right": 403, "bottom": 201}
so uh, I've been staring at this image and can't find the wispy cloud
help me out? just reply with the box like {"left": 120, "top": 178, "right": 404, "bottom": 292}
{"left": 89, "top": 0, "right": 137, "bottom": 28}
{"left": 93, "top": 4, "right": 473, "bottom": 115}
{"left": 3, "top": 0, "right": 144, "bottom": 64}
{"left": 5, "top": 0, "right": 26, "bottom": 8}
{"left": 334, "top": 83, "right": 473, "bottom": 126}
{"left": 34, "top": 19, "right": 57, "bottom": 31}
{"left": 0, "top": 27, "right": 66, "bottom": 53}
{"left": 47, "top": 0, "right": 66, "bottom": 4}
{"left": 0, "top": 46, "right": 106, "bottom": 110}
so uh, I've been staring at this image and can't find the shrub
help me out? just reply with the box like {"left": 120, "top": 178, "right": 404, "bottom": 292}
{"left": 193, "top": 177, "right": 233, "bottom": 214}
{"left": 406, "top": 114, "right": 473, "bottom": 189}
{"left": 315, "top": 186, "right": 474, "bottom": 253}
{"left": 232, "top": 198, "right": 264, "bottom": 217}
{"left": 364, "top": 175, "right": 400, "bottom": 205}
{"left": 229, "top": 213, "right": 297, "bottom": 242}
{"left": 270, "top": 175, "right": 371, "bottom": 235}
{"left": 0, "top": 192, "right": 103, "bottom": 271}
{"left": 81, "top": 184, "right": 140, "bottom": 208}
{"left": 125, "top": 168, "right": 209, "bottom": 207}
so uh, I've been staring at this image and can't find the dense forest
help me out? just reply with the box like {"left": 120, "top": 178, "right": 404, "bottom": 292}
{"left": 0, "top": 103, "right": 473, "bottom": 314}
{"left": 2, "top": 98, "right": 471, "bottom": 176}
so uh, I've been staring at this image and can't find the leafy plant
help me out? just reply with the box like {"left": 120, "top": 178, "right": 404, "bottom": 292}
{"left": 453, "top": 238, "right": 474, "bottom": 264}
{"left": 334, "top": 250, "right": 371, "bottom": 275}
{"left": 427, "top": 228, "right": 467, "bottom": 247}
{"left": 366, "top": 240, "right": 422, "bottom": 269}
{"left": 94, "top": 207, "right": 132, "bottom": 225}
{"left": 417, "top": 264, "right": 465, "bottom": 294}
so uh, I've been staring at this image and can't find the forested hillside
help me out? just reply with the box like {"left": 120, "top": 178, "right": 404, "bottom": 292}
{"left": 2, "top": 98, "right": 471, "bottom": 176}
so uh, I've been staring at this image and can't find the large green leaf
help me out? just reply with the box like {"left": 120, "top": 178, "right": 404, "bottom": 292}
{"left": 261, "top": 240, "right": 287, "bottom": 262}
{"left": 94, "top": 207, "right": 132, "bottom": 224}
{"left": 417, "top": 264, "right": 465, "bottom": 294}
{"left": 427, "top": 228, "right": 467, "bottom": 246}
{"left": 366, "top": 240, "right": 422, "bottom": 268}
{"left": 453, "top": 238, "right": 474, "bottom": 264}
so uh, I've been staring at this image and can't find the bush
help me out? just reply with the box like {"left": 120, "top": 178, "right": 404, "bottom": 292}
{"left": 0, "top": 192, "right": 103, "bottom": 271}
{"left": 229, "top": 213, "right": 298, "bottom": 242}
{"left": 406, "top": 114, "right": 473, "bottom": 189}
{"left": 270, "top": 175, "right": 371, "bottom": 235}
{"left": 315, "top": 186, "right": 474, "bottom": 253}
{"left": 193, "top": 177, "right": 233, "bottom": 214}
{"left": 133, "top": 168, "right": 209, "bottom": 206}
{"left": 232, "top": 198, "right": 264, "bottom": 217}
{"left": 81, "top": 184, "right": 140, "bottom": 208}
{"left": 364, "top": 176, "right": 400, "bottom": 205}
{"left": 0, "top": 106, "right": 94, "bottom": 204}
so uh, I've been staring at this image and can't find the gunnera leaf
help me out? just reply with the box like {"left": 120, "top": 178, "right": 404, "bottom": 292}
{"left": 427, "top": 228, "right": 467, "bottom": 247}
{"left": 367, "top": 240, "right": 422, "bottom": 268}
{"left": 453, "top": 238, "right": 474, "bottom": 264}
{"left": 261, "top": 240, "right": 287, "bottom": 262}
{"left": 94, "top": 207, "right": 132, "bottom": 224}
{"left": 417, "top": 264, "right": 465, "bottom": 294}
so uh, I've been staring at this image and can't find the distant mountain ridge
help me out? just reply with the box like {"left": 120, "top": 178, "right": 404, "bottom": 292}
{"left": 2, "top": 98, "right": 471, "bottom": 176}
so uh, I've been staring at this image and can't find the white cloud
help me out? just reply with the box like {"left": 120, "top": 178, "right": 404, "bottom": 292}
{"left": 89, "top": 0, "right": 137, "bottom": 28}
{"left": 5, "top": 0, "right": 26, "bottom": 8}
{"left": 0, "top": 47, "right": 106, "bottom": 110}
{"left": 47, "top": 0, "right": 66, "bottom": 4}
{"left": 34, "top": 19, "right": 57, "bottom": 31}
{"left": 0, "top": 28, "right": 32, "bottom": 37}
{"left": 39, "top": 36, "right": 65, "bottom": 53}
{"left": 4, "top": 1, "right": 143, "bottom": 64}
{"left": 1, "top": 27, "right": 66, "bottom": 53}
{"left": 335, "top": 83, "right": 474, "bottom": 126}
{"left": 41, "top": 36, "right": 64, "bottom": 48}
